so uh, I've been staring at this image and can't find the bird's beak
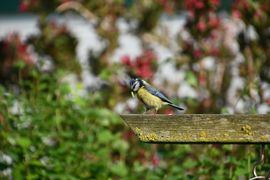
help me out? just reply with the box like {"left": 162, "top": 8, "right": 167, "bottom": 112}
{"left": 131, "top": 91, "right": 135, "bottom": 97}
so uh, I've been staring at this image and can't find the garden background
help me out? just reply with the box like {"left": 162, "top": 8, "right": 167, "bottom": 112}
{"left": 1, "top": 0, "right": 270, "bottom": 179}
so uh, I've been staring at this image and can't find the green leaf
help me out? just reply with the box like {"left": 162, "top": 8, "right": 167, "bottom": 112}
{"left": 112, "top": 139, "right": 129, "bottom": 153}
{"left": 14, "top": 60, "right": 26, "bottom": 69}
{"left": 29, "top": 160, "right": 44, "bottom": 167}
{"left": 110, "top": 161, "right": 128, "bottom": 177}
{"left": 186, "top": 71, "right": 198, "bottom": 87}
{"left": 16, "top": 137, "right": 31, "bottom": 149}
{"left": 97, "top": 130, "right": 114, "bottom": 144}
{"left": 234, "top": 167, "right": 247, "bottom": 177}
{"left": 183, "top": 158, "right": 198, "bottom": 169}
{"left": 12, "top": 163, "right": 24, "bottom": 180}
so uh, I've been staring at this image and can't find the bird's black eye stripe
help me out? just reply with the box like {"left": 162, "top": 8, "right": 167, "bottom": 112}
{"left": 131, "top": 81, "right": 139, "bottom": 90}
{"left": 131, "top": 83, "right": 135, "bottom": 90}
{"left": 130, "top": 81, "right": 135, "bottom": 89}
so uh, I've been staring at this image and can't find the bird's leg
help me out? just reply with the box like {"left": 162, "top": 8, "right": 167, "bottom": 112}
{"left": 144, "top": 107, "right": 156, "bottom": 114}
{"left": 147, "top": 108, "right": 157, "bottom": 115}
{"left": 154, "top": 108, "right": 158, "bottom": 115}
{"left": 143, "top": 107, "right": 150, "bottom": 114}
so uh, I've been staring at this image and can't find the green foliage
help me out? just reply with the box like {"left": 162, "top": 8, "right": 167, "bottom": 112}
{"left": 0, "top": 72, "right": 123, "bottom": 179}
{"left": 1, "top": 71, "right": 269, "bottom": 179}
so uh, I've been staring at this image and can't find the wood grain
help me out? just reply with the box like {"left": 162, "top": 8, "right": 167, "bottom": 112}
{"left": 120, "top": 114, "right": 270, "bottom": 143}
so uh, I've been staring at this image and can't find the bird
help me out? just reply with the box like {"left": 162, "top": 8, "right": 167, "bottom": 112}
{"left": 129, "top": 78, "right": 184, "bottom": 113}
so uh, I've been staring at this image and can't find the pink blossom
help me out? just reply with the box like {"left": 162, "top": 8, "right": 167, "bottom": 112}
{"left": 232, "top": 9, "right": 241, "bottom": 19}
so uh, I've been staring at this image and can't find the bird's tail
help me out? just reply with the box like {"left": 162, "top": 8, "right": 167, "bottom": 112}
{"left": 169, "top": 103, "right": 184, "bottom": 111}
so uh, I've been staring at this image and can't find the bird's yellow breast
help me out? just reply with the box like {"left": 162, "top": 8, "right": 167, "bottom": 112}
{"left": 137, "top": 87, "right": 164, "bottom": 109}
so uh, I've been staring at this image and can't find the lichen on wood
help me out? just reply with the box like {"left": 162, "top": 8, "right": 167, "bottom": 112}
{"left": 120, "top": 114, "right": 270, "bottom": 144}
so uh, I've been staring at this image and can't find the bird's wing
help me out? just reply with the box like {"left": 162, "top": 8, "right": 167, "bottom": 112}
{"left": 143, "top": 81, "right": 173, "bottom": 104}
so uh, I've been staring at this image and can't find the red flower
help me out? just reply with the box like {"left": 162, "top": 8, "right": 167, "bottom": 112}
{"left": 121, "top": 55, "right": 131, "bottom": 66}
{"left": 195, "top": 1, "right": 204, "bottom": 9}
{"left": 184, "top": 0, "right": 194, "bottom": 11}
{"left": 122, "top": 50, "right": 156, "bottom": 79}
{"left": 144, "top": 50, "right": 156, "bottom": 63}
{"left": 136, "top": 64, "right": 153, "bottom": 79}
{"left": 158, "top": 0, "right": 174, "bottom": 14}
{"left": 210, "top": 30, "right": 219, "bottom": 40}
{"left": 193, "top": 48, "right": 203, "bottom": 58}
{"left": 188, "top": 11, "right": 195, "bottom": 18}
{"left": 164, "top": 108, "right": 174, "bottom": 115}
{"left": 209, "top": 15, "right": 220, "bottom": 29}
{"left": 19, "top": 1, "right": 29, "bottom": 12}
{"left": 266, "top": 99, "right": 270, "bottom": 106}
{"left": 136, "top": 149, "right": 147, "bottom": 164}
{"left": 210, "top": 47, "right": 220, "bottom": 57}
{"left": 199, "top": 72, "right": 207, "bottom": 87}
{"left": 151, "top": 153, "right": 160, "bottom": 167}
{"left": 197, "top": 19, "right": 207, "bottom": 32}
{"left": 18, "top": 44, "right": 27, "bottom": 54}
{"left": 254, "top": 9, "right": 264, "bottom": 21}
{"left": 237, "top": 0, "right": 250, "bottom": 10}
{"left": 122, "top": 130, "right": 135, "bottom": 140}
{"left": 185, "top": 0, "right": 204, "bottom": 11}
{"left": 210, "top": 0, "right": 220, "bottom": 7}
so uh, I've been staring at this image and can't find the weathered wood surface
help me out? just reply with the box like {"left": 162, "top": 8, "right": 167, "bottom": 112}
{"left": 120, "top": 114, "right": 270, "bottom": 143}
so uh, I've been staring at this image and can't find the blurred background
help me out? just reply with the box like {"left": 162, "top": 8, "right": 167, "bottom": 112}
{"left": 1, "top": 0, "right": 270, "bottom": 179}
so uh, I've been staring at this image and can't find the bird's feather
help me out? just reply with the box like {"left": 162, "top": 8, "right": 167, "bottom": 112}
{"left": 142, "top": 81, "right": 173, "bottom": 105}
{"left": 169, "top": 103, "right": 184, "bottom": 110}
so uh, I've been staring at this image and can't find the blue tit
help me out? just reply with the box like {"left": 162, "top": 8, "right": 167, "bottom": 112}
{"left": 129, "top": 78, "right": 184, "bottom": 112}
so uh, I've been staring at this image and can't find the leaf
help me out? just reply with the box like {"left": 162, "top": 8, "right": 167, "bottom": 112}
{"left": 112, "top": 139, "right": 129, "bottom": 153}
{"left": 183, "top": 158, "right": 198, "bottom": 169}
{"left": 110, "top": 161, "right": 128, "bottom": 177}
{"left": 12, "top": 163, "right": 24, "bottom": 180}
{"left": 234, "top": 167, "right": 247, "bottom": 177}
{"left": 16, "top": 137, "right": 31, "bottom": 149}
{"left": 97, "top": 130, "right": 114, "bottom": 144}
{"left": 29, "top": 159, "right": 44, "bottom": 167}
{"left": 14, "top": 60, "right": 26, "bottom": 69}
{"left": 186, "top": 71, "right": 198, "bottom": 87}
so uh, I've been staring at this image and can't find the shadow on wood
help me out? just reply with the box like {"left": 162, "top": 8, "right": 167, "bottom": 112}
{"left": 120, "top": 114, "right": 270, "bottom": 144}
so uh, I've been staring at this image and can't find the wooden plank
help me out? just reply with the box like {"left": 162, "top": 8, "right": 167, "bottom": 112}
{"left": 120, "top": 114, "right": 270, "bottom": 143}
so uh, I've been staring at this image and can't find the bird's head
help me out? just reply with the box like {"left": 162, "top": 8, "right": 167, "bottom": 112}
{"left": 129, "top": 78, "right": 143, "bottom": 96}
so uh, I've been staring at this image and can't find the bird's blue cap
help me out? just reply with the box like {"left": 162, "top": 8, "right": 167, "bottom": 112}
{"left": 129, "top": 78, "right": 135, "bottom": 88}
